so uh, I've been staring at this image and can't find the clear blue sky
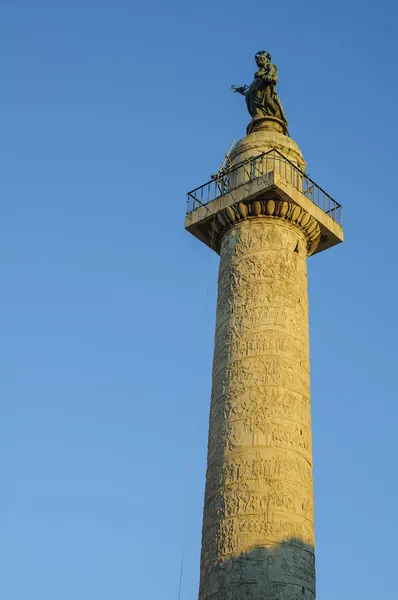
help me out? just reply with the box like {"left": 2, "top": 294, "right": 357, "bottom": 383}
{"left": 1, "top": 1, "right": 397, "bottom": 598}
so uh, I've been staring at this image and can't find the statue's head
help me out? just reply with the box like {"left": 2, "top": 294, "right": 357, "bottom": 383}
{"left": 255, "top": 50, "right": 271, "bottom": 67}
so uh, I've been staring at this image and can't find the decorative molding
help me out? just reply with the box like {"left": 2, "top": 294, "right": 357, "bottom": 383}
{"left": 211, "top": 199, "right": 321, "bottom": 256}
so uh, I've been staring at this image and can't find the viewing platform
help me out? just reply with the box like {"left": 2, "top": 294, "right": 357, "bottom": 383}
{"left": 185, "top": 148, "right": 343, "bottom": 256}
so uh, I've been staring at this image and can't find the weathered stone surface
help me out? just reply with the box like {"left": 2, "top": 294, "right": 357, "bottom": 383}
{"left": 198, "top": 218, "right": 315, "bottom": 600}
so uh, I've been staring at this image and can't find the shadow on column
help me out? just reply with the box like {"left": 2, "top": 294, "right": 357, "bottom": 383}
{"left": 199, "top": 538, "right": 315, "bottom": 600}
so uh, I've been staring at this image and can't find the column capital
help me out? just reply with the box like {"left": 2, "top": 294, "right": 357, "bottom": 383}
{"left": 207, "top": 199, "right": 321, "bottom": 257}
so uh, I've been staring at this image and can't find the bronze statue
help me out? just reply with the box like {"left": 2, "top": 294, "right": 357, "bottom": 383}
{"left": 232, "top": 51, "right": 288, "bottom": 134}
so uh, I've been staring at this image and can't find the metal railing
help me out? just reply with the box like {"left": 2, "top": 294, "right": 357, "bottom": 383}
{"left": 186, "top": 148, "right": 342, "bottom": 225}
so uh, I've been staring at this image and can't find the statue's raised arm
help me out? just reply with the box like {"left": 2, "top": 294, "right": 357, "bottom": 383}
{"left": 231, "top": 50, "right": 288, "bottom": 135}
{"left": 230, "top": 85, "right": 248, "bottom": 95}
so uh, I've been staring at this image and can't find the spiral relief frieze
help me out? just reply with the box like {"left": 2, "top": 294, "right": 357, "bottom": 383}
{"left": 198, "top": 217, "right": 315, "bottom": 600}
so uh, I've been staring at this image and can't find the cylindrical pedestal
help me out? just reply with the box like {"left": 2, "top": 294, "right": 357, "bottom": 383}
{"left": 199, "top": 217, "right": 315, "bottom": 600}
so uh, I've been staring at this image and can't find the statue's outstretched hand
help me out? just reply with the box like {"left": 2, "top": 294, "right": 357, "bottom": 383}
{"left": 230, "top": 85, "right": 248, "bottom": 95}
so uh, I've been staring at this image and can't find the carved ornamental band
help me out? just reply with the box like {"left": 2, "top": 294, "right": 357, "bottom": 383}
{"left": 211, "top": 199, "right": 321, "bottom": 257}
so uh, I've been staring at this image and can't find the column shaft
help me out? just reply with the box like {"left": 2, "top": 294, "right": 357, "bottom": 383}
{"left": 199, "top": 217, "right": 315, "bottom": 600}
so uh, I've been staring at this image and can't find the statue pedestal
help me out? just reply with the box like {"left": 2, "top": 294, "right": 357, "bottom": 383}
{"left": 231, "top": 128, "right": 306, "bottom": 172}
{"left": 247, "top": 115, "right": 288, "bottom": 136}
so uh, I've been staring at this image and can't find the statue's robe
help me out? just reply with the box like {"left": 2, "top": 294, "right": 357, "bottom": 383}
{"left": 245, "top": 63, "right": 288, "bottom": 125}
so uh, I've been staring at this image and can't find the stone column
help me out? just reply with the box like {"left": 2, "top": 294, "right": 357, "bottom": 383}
{"left": 198, "top": 208, "right": 317, "bottom": 600}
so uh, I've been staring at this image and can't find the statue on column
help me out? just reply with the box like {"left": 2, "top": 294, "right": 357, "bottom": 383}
{"left": 231, "top": 50, "right": 288, "bottom": 135}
